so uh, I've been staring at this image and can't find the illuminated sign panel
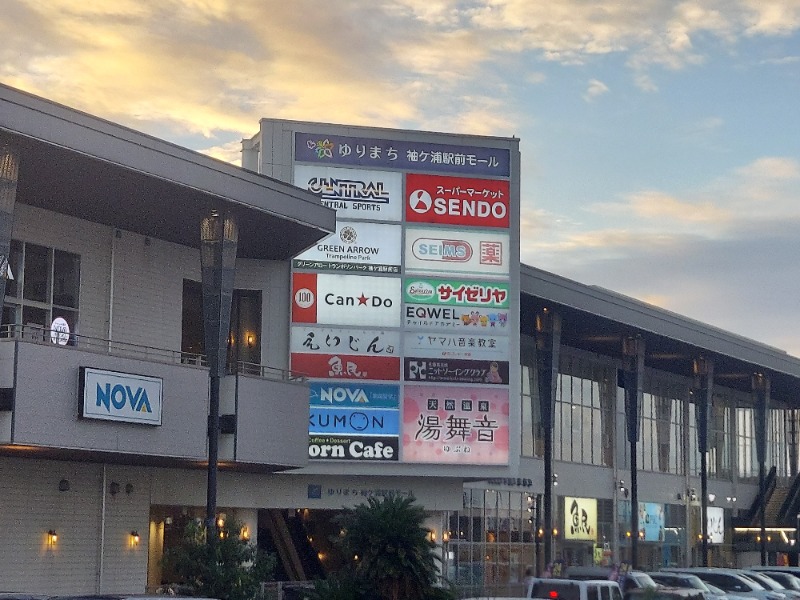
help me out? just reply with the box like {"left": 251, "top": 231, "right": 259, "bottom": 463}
{"left": 638, "top": 502, "right": 665, "bottom": 542}
{"left": 283, "top": 123, "right": 517, "bottom": 466}
{"left": 294, "top": 221, "right": 401, "bottom": 273}
{"left": 309, "top": 407, "right": 400, "bottom": 436}
{"left": 564, "top": 497, "right": 598, "bottom": 541}
{"left": 405, "top": 174, "right": 510, "bottom": 228}
{"left": 291, "top": 273, "right": 401, "bottom": 327}
{"left": 310, "top": 382, "right": 399, "bottom": 408}
{"left": 309, "top": 434, "right": 399, "bottom": 461}
{"left": 404, "top": 277, "right": 509, "bottom": 308}
{"left": 295, "top": 132, "right": 511, "bottom": 177}
{"left": 404, "top": 227, "right": 510, "bottom": 277}
{"left": 291, "top": 353, "right": 400, "bottom": 381}
{"left": 404, "top": 357, "right": 509, "bottom": 385}
{"left": 402, "top": 384, "right": 509, "bottom": 464}
{"left": 404, "top": 303, "right": 510, "bottom": 331}
{"left": 291, "top": 326, "right": 399, "bottom": 357}
{"left": 80, "top": 367, "right": 163, "bottom": 426}
{"left": 404, "top": 332, "right": 509, "bottom": 360}
{"left": 294, "top": 166, "right": 403, "bottom": 221}
{"left": 707, "top": 506, "right": 724, "bottom": 544}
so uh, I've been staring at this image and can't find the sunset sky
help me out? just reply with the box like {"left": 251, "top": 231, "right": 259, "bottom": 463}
{"left": 2, "top": 0, "right": 799, "bottom": 353}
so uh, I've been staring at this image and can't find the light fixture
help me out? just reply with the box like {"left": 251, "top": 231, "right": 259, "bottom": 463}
{"left": 47, "top": 530, "right": 58, "bottom": 545}
{"left": 125, "top": 483, "right": 134, "bottom": 495}
{"left": 442, "top": 530, "right": 450, "bottom": 543}
{"left": 708, "top": 493, "right": 716, "bottom": 503}
{"left": 552, "top": 473, "right": 559, "bottom": 487}
{"left": 109, "top": 481, "right": 120, "bottom": 496}
{"left": 240, "top": 525, "right": 250, "bottom": 541}
{"left": 246, "top": 333, "right": 256, "bottom": 347}
{"left": 130, "top": 530, "right": 140, "bottom": 546}
{"left": 58, "top": 479, "right": 70, "bottom": 492}
{"left": 217, "top": 514, "right": 226, "bottom": 529}
{"left": 618, "top": 479, "right": 629, "bottom": 499}
{"left": 727, "top": 496, "right": 738, "bottom": 503}
{"left": 428, "top": 530, "right": 437, "bottom": 542}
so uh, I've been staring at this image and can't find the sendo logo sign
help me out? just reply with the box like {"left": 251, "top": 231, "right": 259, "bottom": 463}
{"left": 80, "top": 367, "right": 163, "bottom": 426}
{"left": 406, "top": 173, "right": 510, "bottom": 228}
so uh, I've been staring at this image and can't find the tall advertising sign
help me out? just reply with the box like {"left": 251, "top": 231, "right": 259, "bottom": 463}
{"left": 285, "top": 123, "right": 518, "bottom": 465}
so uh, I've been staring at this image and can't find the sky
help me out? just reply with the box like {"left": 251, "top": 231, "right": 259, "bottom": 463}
{"left": 2, "top": 0, "right": 799, "bottom": 354}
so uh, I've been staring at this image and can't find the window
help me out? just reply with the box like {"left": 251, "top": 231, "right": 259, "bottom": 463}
{"left": 2, "top": 240, "right": 81, "bottom": 340}
{"left": 181, "top": 280, "right": 262, "bottom": 368}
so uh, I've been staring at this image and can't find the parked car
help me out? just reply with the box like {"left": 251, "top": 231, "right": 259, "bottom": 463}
{"left": 751, "top": 573, "right": 800, "bottom": 592}
{"left": 649, "top": 571, "right": 725, "bottom": 600}
{"left": 660, "top": 568, "right": 786, "bottom": 600}
{"left": 465, "top": 578, "right": 623, "bottom": 600}
{"left": 624, "top": 587, "right": 705, "bottom": 600}
{"left": 741, "top": 572, "right": 800, "bottom": 599}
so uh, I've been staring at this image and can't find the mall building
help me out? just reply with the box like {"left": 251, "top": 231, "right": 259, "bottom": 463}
{"left": 2, "top": 83, "right": 800, "bottom": 594}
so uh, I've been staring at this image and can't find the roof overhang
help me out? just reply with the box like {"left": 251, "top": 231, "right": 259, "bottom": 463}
{"left": 0, "top": 84, "right": 336, "bottom": 259}
{"left": 521, "top": 264, "right": 800, "bottom": 402}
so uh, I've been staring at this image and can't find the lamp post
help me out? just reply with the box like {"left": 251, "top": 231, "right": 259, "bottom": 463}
{"left": 200, "top": 211, "right": 238, "bottom": 543}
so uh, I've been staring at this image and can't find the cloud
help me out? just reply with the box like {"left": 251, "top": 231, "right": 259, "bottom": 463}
{"left": 523, "top": 155, "right": 800, "bottom": 353}
{"left": 2, "top": 0, "right": 798, "bottom": 148}
{"left": 583, "top": 78, "right": 610, "bottom": 101}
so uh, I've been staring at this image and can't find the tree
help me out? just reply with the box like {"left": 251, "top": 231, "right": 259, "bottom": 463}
{"left": 333, "top": 495, "right": 445, "bottom": 600}
{"left": 163, "top": 518, "right": 276, "bottom": 600}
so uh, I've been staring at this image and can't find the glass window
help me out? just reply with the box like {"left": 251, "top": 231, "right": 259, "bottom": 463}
{"left": 2, "top": 240, "right": 81, "bottom": 341}
{"left": 553, "top": 351, "right": 616, "bottom": 467}
{"left": 22, "top": 243, "right": 50, "bottom": 303}
{"left": 53, "top": 249, "right": 80, "bottom": 308}
{"left": 181, "top": 279, "right": 263, "bottom": 368}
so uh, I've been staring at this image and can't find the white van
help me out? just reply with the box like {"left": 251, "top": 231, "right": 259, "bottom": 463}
{"left": 465, "top": 578, "right": 622, "bottom": 600}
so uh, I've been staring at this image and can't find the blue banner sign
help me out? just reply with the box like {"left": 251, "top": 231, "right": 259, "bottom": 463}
{"left": 295, "top": 132, "right": 510, "bottom": 177}
{"left": 309, "top": 407, "right": 400, "bottom": 435}
{"left": 309, "top": 382, "right": 399, "bottom": 408}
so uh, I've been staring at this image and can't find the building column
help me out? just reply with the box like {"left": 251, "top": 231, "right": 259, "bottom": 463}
{"left": 753, "top": 373, "right": 770, "bottom": 566}
{"left": 622, "top": 336, "right": 644, "bottom": 568}
{"left": 693, "top": 357, "right": 714, "bottom": 566}
{"left": 535, "top": 309, "right": 560, "bottom": 568}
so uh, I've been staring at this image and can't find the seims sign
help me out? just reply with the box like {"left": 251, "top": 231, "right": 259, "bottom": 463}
{"left": 80, "top": 367, "right": 163, "bottom": 426}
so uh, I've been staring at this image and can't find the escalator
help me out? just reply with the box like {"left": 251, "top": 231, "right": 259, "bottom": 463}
{"left": 258, "top": 509, "right": 329, "bottom": 581}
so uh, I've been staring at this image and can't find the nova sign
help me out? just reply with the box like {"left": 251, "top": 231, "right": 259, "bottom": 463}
{"left": 80, "top": 367, "right": 163, "bottom": 426}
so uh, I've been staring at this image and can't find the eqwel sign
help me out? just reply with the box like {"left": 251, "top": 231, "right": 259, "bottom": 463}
{"left": 80, "top": 367, "right": 163, "bottom": 426}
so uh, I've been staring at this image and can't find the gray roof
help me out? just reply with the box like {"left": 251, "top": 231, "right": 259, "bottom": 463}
{"left": 521, "top": 263, "right": 800, "bottom": 401}
{"left": 0, "top": 83, "right": 336, "bottom": 259}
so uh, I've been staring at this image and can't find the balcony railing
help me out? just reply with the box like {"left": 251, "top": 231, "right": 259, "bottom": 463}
{"left": 0, "top": 323, "right": 305, "bottom": 383}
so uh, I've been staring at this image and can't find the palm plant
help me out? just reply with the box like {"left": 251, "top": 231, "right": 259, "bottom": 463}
{"left": 335, "top": 495, "right": 442, "bottom": 600}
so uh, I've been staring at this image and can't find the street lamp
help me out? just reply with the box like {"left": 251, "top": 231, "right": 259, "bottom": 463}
{"left": 200, "top": 211, "right": 238, "bottom": 543}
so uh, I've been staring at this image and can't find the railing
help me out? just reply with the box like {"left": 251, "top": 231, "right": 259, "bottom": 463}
{"left": 0, "top": 324, "right": 306, "bottom": 384}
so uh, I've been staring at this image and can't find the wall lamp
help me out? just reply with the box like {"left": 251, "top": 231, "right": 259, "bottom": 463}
{"left": 240, "top": 525, "right": 250, "bottom": 541}
{"left": 552, "top": 473, "right": 559, "bottom": 487}
{"left": 109, "top": 481, "right": 120, "bottom": 496}
{"left": 618, "top": 479, "right": 629, "bottom": 499}
{"left": 727, "top": 496, "right": 738, "bottom": 503}
{"left": 708, "top": 493, "right": 716, "bottom": 503}
{"left": 130, "top": 530, "right": 140, "bottom": 546}
{"left": 47, "top": 530, "right": 58, "bottom": 545}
